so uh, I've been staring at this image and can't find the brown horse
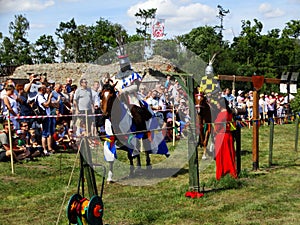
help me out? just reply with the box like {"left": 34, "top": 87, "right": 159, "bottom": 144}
{"left": 100, "top": 82, "right": 153, "bottom": 176}
{"left": 194, "top": 90, "right": 212, "bottom": 160}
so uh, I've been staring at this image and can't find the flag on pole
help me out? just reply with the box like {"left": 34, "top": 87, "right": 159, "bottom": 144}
{"left": 152, "top": 19, "right": 165, "bottom": 39}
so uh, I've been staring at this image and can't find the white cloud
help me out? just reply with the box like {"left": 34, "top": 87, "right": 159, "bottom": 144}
{"left": 258, "top": 3, "right": 285, "bottom": 18}
{"left": 127, "top": 0, "right": 216, "bottom": 36}
{"left": 0, "top": 0, "right": 55, "bottom": 14}
{"left": 30, "top": 23, "right": 46, "bottom": 29}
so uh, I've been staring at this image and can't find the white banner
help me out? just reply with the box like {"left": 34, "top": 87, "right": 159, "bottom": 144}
{"left": 152, "top": 19, "right": 165, "bottom": 39}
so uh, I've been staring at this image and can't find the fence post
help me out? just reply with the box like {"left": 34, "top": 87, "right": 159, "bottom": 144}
{"left": 295, "top": 115, "right": 299, "bottom": 152}
{"left": 235, "top": 124, "right": 241, "bottom": 176}
{"left": 269, "top": 119, "right": 274, "bottom": 167}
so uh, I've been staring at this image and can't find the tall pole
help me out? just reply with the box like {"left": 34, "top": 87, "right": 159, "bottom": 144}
{"left": 252, "top": 90, "right": 259, "bottom": 170}
{"left": 187, "top": 76, "right": 200, "bottom": 192}
{"left": 8, "top": 118, "right": 14, "bottom": 174}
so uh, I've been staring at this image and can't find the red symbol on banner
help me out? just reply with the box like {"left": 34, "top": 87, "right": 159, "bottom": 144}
{"left": 152, "top": 21, "right": 164, "bottom": 38}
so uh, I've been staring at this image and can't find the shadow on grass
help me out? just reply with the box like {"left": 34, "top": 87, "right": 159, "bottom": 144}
{"left": 240, "top": 149, "right": 252, "bottom": 155}
{"left": 201, "top": 174, "right": 246, "bottom": 194}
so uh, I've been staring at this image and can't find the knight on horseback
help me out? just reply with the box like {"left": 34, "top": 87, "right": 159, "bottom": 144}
{"left": 198, "top": 54, "right": 221, "bottom": 109}
{"left": 196, "top": 54, "right": 221, "bottom": 159}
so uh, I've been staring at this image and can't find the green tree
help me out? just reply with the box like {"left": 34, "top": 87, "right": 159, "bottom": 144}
{"left": 91, "top": 19, "right": 127, "bottom": 62}
{"left": 0, "top": 14, "right": 32, "bottom": 65}
{"left": 282, "top": 20, "right": 300, "bottom": 39}
{"left": 282, "top": 20, "right": 300, "bottom": 72}
{"left": 135, "top": 8, "right": 157, "bottom": 40}
{"left": 32, "top": 34, "right": 58, "bottom": 63}
{"left": 55, "top": 18, "right": 126, "bottom": 63}
{"left": 177, "top": 26, "right": 222, "bottom": 61}
{"left": 0, "top": 37, "right": 16, "bottom": 65}
{"left": 290, "top": 88, "right": 300, "bottom": 113}
{"left": 231, "top": 19, "right": 263, "bottom": 66}
{"left": 55, "top": 18, "right": 80, "bottom": 62}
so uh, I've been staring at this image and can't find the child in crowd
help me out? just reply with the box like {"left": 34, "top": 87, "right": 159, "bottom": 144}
{"left": 27, "top": 128, "right": 43, "bottom": 157}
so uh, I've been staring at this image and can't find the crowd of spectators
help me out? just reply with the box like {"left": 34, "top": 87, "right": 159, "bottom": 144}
{"left": 221, "top": 87, "right": 293, "bottom": 125}
{"left": 0, "top": 74, "right": 79, "bottom": 162}
{"left": 0, "top": 71, "right": 295, "bottom": 163}
{"left": 0, "top": 73, "right": 190, "bottom": 162}
{"left": 140, "top": 77, "right": 190, "bottom": 141}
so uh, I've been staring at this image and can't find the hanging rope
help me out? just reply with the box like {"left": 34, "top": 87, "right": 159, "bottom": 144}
{"left": 55, "top": 146, "right": 81, "bottom": 225}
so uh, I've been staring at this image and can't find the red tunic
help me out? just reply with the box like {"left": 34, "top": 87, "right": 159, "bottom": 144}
{"left": 214, "top": 110, "right": 237, "bottom": 180}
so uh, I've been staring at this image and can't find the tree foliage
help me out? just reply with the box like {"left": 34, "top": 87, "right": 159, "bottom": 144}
{"left": 0, "top": 14, "right": 32, "bottom": 65}
{"left": 32, "top": 35, "right": 58, "bottom": 64}
{"left": 290, "top": 89, "right": 300, "bottom": 113}
{"left": 0, "top": 13, "right": 299, "bottom": 95}
{"left": 135, "top": 8, "right": 157, "bottom": 40}
{"left": 55, "top": 18, "right": 126, "bottom": 63}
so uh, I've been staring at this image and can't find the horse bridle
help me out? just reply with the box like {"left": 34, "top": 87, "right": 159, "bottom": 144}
{"left": 195, "top": 93, "right": 206, "bottom": 114}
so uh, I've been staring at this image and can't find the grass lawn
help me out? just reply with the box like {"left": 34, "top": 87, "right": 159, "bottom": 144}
{"left": 0, "top": 123, "right": 299, "bottom": 225}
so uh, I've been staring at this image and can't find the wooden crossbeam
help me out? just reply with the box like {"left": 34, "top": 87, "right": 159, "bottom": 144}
{"left": 218, "top": 75, "right": 281, "bottom": 84}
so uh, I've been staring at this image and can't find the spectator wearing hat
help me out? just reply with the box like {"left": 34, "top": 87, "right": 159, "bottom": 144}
{"left": 47, "top": 79, "right": 55, "bottom": 91}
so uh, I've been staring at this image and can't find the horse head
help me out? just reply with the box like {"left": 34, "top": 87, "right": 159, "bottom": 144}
{"left": 100, "top": 82, "right": 118, "bottom": 117}
{"left": 194, "top": 91, "right": 207, "bottom": 114}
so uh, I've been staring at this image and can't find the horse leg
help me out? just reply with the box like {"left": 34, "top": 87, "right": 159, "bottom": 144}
{"left": 145, "top": 151, "right": 152, "bottom": 170}
{"left": 142, "top": 138, "right": 152, "bottom": 169}
{"left": 107, "top": 161, "right": 114, "bottom": 183}
{"left": 135, "top": 155, "right": 142, "bottom": 174}
{"left": 201, "top": 123, "right": 208, "bottom": 160}
{"left": 127, "top": 150, "right": 135, "bottom": 176}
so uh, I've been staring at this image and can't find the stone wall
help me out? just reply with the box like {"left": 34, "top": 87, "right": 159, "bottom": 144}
{"left": 12, "top": 62, "right": 119, "bottom": 86}
{"left": 10, "top": 55, "right": 178, "bottom": 86}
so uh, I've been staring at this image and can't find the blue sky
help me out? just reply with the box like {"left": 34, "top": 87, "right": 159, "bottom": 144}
{"left": 0, "top": 0, "right": 299, "bottom": 43}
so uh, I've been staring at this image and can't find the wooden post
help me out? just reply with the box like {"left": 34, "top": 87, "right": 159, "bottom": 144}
{"left": 235, "top": 125, "right": 241, "bottom": 176}
{"left": 252, "top": 90, "right": 259, "bottom": 170}
{"left": 172, "top": 105, "right": 175, "bottom": 146}
{"left": 8, "top": 118, "right": 14, "bottom": 174}
{"left": 269, "top": 120, "right": 274, "bottom": 167}
{"left": 295, "top": 115, "right": 299, "bottom": 152}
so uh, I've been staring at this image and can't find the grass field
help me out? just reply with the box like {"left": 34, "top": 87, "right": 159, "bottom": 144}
{"left": 0, "top": 123, "right": 299, "bottom": 225}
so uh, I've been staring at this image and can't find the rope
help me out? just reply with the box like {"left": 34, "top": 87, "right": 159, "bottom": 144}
{"left": 55, "top": 146, "right": 81, "bottom": 225}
